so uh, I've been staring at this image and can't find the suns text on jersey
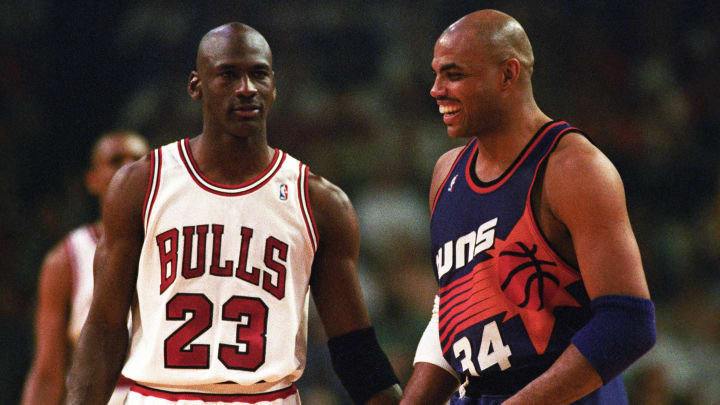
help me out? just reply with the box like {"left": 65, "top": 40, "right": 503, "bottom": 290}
{"left": 155, "top": 224, "right": 288, "bottom": 299}
{"left": 436, "top": 217, "right": 498, "bottom": 279}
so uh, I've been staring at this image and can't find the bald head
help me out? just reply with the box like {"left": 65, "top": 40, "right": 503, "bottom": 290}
{"left": 196, "top": 23, "right": 273, "bottom": 73}
{"left": 443, "top": 10, "right": 534, "bottom": 74}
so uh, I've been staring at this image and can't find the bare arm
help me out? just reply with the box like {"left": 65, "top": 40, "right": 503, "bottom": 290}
{"left": 307, "top": 173, "right": 401, "bottom": 404}
{"left": 503, "top": 134, "right": 650, "bottom": 404}
{"left": 21, "top": 244, "right": 73, "bottom": 405}
{"left": 402, "top": 363, "right": 459, "bottom": 405}
{"left": 401, "top": 149, "right": 464, "bottom": 404}
{"left": 65, "top": 158, "right": 150, "bottom": 405}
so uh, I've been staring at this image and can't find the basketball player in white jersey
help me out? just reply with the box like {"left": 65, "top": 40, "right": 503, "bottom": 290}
{"left": 21, "top": 131, "right": 149, "bottom": 405}
{"left": 65, "top": 23, "right": 402, "bottom": 405}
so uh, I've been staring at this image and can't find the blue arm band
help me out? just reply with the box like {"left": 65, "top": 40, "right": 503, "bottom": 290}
{"left": 328, "top": 327, "right": 399, "bottom": 404}
{"left": 571, "top": 295, "right": 656, "bottom": 384}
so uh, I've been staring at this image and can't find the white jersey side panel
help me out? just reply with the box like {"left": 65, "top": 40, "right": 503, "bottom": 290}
{"left": 65, "top": 225, "right": 98, "bottom": 345}
{"left": 123, "top": 140, "right": 317, "bottom": 387}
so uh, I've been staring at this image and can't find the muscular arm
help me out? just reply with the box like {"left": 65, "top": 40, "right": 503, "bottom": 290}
{"left": 65, "top": 158, "right": 150, "bottom": 405}
{"left": 21, "top": 244, "right": 73, "bottom": 405}
{"left": 401, "top": 148, "right": 465, "bottom": 405}
{"left": 503, "top": 134, "right": 651, "bottom": 404}
{"left": 307, "top": 173, "right": 401, "bottom": 404}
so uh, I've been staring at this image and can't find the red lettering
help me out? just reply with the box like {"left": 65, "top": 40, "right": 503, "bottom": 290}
{"left": 182, "top": 225, "right": 208, "bottom": 279}
{"left": 156, "top": 228, "right": 179, "bottom": 294}
{"left": 235, "top": 227, "right": 260, "bottom": 285}
{"left": 262, "top": 237, "right": 287, "bottom": 299}
{"left": 210, "top": 224, "right": 233, "bottom": 276}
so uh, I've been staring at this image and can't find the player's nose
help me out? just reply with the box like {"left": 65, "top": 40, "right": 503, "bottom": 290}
{"left": 235, "top": 74, "right": 258, "bottom": 97}
{"left": 430, "top": 76, "right": 446, "bottom": 98}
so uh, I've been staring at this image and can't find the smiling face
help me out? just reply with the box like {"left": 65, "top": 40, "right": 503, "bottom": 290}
{"left": 189, "top": 24, "right": 276, "bottom": 139}
{"left": 430, "top": 27, "right": 506, "bottom": 139}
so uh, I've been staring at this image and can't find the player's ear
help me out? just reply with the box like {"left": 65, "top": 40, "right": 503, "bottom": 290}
{"left": 500, "top": 58, "right": 520, "bottom": 89}
{"left": 188, "top": 71, "right": 202, "bottom": 100}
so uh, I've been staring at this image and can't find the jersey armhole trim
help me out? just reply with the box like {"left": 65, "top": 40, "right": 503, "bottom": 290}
{"left": 298, "top": 163, "right": 319, "bottom": 252}
{"left": 430, "top": 139, "right": 477, "bottom": 218}
{"left": 525, "top": 127, "right": 586, "bottom": 274}
{"left": 143, "top": 148, "right": 162, "bottom": 234}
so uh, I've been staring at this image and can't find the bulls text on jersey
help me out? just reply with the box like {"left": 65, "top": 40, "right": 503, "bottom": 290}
{"left": 156, "top": 224, "right": 288, "bottom": 300}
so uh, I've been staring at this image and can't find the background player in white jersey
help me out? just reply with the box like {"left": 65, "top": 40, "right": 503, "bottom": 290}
{"left": 65, "top": 22, "right": 402, "bottom": 405}
{"left": 21, "top": 131, "right": 149, "bottom": 405}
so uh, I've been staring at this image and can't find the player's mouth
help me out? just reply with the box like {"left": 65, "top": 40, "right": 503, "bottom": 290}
{"left": 232, "top": 104, "right": 262, "bottom": 118}
{"left": 439, "top": 105, "right": 461, "bottom": 124}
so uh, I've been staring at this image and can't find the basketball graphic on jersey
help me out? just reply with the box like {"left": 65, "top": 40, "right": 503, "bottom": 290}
{"left": 492, "top": 222, "right": 579, "bottom": 315}
{"left": 498, "top": 241, "right": 559, "bottom": 311}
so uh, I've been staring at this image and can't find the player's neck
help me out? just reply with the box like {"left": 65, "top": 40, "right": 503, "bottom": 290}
{"left": 189, "top": 133, "right": 275, "bottom": 185}
{"left": 473, "top": 108, "right": 550, "bottom": 182}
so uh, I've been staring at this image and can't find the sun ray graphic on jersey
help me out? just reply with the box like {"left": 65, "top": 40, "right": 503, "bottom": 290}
{"left": 439, "top": 221, "right": 581, "bottom": 355}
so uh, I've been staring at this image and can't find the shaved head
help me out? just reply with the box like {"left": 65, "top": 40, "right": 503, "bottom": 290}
{"left": 196, "top": 23, "right": 273, "bottom": 73}
{"left": 189, "top": 22, "right": 277, "bottom": 139}
{"left": 442, "top": 9, "right": 534, "bottom": 74}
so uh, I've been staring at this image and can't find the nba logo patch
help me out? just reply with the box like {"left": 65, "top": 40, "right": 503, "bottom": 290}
{"left": 448, "top": 175, "right": 459, "bottom": 192}
{"left": 279, "top": 184, "right": 289, "bottom": 201}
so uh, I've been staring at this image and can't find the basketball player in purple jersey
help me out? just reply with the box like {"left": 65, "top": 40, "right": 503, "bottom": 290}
{"left": 400, "top": 10, "right": 655, "bottom": 405}
{"left": 65, "top": 23, "right": 401, "bottom": 405}
{"left": 21, "top": 131, "right": 149, "bottom": 405}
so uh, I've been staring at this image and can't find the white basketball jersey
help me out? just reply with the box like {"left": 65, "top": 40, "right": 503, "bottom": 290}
{"left": 65, "top": 224, "right": 99, "bottom": 345}
{"left": 122, "top": 139, "right": 318, "bottom": 389}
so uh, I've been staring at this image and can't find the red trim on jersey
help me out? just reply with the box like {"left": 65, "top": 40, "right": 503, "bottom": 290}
{"left": 142, "top": 149, "right": 156, "bottom": 229}
{"left": 524, "top": 126, "right": 583, "bottom": 274}
{"left": 430, "top": 140, "right": 477, "bottom": 218}
{"left": 178, "top": 139, "right": 285, "bottom": 197}
{"left": 297, "top": 163, "right": 319, "bottom": 252}
{"left": 143, "top": 148, "right": 162, "bottom": 233}
{"left": 116, "top": 374, "right": 134, "bottom": 388}
{"left": 130, "top": 383, "right": 298, "bottom": 403}
{"left": 465, "top": 121, "right": 567, "bottom": 194}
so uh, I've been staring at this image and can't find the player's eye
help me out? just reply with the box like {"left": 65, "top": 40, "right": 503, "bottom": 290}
{"left": 252, "top": 70, "right": 270, "bottom": 79}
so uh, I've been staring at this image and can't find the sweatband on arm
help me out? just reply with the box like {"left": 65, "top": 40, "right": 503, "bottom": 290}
{"left": 328, "top": 326, "right": 400, "bottom": 404}
{"left": 571, "top": 294, "right": 656, "bottom": 384}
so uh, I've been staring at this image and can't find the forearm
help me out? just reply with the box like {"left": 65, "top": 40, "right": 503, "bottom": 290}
{"left": 400, "top": 362, "right": 460, "bottom": 405}
{"left": 502, "top": 344, "right": 601, "bottom": 405}
{"left": 21, "top": 368, "right": 65, "bottom": 405}
{"left": 65, "top": 321, "right": 129, "bottom": 405}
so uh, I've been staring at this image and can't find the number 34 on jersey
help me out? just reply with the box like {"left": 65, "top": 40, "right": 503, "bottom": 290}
{"left": 454, "top": 321, "right": 512, "bottom": 375}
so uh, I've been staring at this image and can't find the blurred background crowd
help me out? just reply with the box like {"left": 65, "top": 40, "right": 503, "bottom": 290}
{"left": 1, "top": 0, "right": 719, "bottom": 404}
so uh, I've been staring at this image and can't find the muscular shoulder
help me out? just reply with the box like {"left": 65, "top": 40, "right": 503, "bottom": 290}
{"left": 306, "top": 172, "right": 357, "bottom": 239}
{"left": 429, "top": 146, "right": 466, "bottom": 210}
{"left": 102, "top": 154, "right": 153, "bottom": 229}
{"left": 545, "top": 133, "right": 626, "bottom": 220}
